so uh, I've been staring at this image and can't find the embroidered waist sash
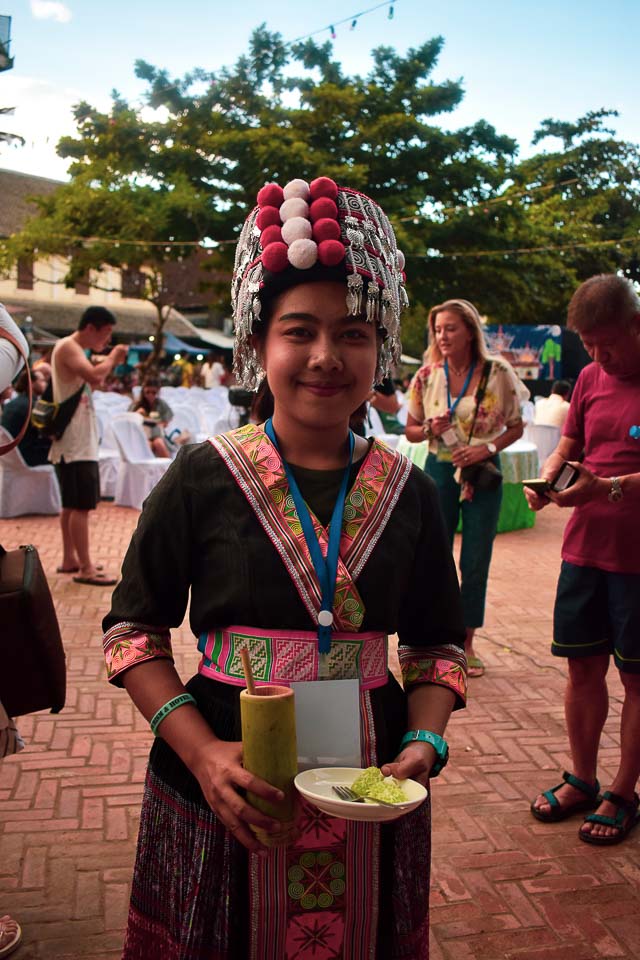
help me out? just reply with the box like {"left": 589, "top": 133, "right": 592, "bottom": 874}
{"left": 197, "top": 624, "right": 388, "bottom": 690}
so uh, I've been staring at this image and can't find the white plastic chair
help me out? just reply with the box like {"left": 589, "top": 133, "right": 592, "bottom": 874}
{"left": 213, "top": 405, "right": 242, "bottom": 435}
{"left": 110, "top": 416, "right": 172, "bottom": 510}
{"left": 197, "top": 404, "right": 218, "bottom": 437}
{"left": 94, "top": 392, "right": 130, "bottom": 410}
{"left": 520, "top": 400, "right": 535, "bottom": 424}
{"left": 96, "top": 405, "right": 120, "bottom": 499}
{"left": 0, "top": 426, "right": 61, "bottom": 517}
{"left": 204, "top": 386, "right": 229, "bottom": 407}
{"left": 167, "top": 404, "right": 207, "bottom": 443}
{"left": 364, "top": 406, "right": 401, "bottom": 450}
{"left": 523, "top": 423, "right": 561, "bottom": 469}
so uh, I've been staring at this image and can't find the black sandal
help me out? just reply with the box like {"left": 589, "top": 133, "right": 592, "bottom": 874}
{"left": 579, "top": 791, "right": 640, "bottom": 846}
{"left": 530, "top": 770, "right": 600, "bottom": 823}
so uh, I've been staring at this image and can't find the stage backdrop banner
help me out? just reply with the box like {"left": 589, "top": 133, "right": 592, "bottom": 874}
{"left": 483, "top": 324, "right": 563, "bottom": 381}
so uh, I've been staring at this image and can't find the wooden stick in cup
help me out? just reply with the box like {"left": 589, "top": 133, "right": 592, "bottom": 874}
{"left": 240, "top": 646, "right": 256, "bottom": 696}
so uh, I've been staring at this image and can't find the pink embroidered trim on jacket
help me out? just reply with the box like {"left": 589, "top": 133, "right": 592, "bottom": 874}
{"left": 398, "top": 644, "right": 467, "bottom": 708}
{"left": 103, "top": 621, "right": 173, "bottom": 685}
{"left": 198, "top": 624, "right": 388, "bottom": 690}
{"left": 210, "top": 424, "right": 411, "bottom": 633}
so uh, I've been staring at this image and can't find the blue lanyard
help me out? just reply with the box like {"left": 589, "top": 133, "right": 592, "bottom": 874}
{"left": 444, "top": 359, "right": 476, "bottom": 417}
{"left": 265, "top": 419, "right": 354, "bottom": 654}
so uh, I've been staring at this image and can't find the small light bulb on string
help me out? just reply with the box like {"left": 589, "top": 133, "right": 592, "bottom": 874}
{"left": 388, "top": 4, "right": 394, "bottom": 18}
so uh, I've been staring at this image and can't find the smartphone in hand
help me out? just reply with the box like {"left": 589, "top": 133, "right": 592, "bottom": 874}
{"left": 550, "top": 461, "right": 579, "bottom": 492}
{"left": 522, "top": 462, "right": 579, "bottom": 496}
{"left": 522, "top": 478, "right": 550, "bottom": 494}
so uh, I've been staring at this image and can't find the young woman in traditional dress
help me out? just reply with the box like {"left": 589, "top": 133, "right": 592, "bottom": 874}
{"left": 103, "top": 177, "right": 467, "bottom": 959}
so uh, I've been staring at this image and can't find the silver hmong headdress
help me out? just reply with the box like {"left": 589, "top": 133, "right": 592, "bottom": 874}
{"left": 231, "top": 176, "right": 409, "bottom": 389}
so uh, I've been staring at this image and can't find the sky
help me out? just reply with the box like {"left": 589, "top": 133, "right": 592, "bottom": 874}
{"left": 0, "top": 0, "right": 638, "bottom": 182}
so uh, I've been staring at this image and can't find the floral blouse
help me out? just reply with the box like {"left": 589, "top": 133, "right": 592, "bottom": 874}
{"left": 407, "top": 357, "right": 526, "bottom": 456}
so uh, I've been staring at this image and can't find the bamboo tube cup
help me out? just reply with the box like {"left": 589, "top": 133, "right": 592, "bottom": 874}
{"left": 240, "top": 652, "right": 298, "bottom": 847}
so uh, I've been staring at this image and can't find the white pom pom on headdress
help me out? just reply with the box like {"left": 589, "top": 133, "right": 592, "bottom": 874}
{"left": 281, "top": 216, "right": 313, "bottom": 245}
{"left": 283, "top": 179, "right": 311, "bottom": 201}
{"left": 287, "top": 238, "right": 318, "bottom": 270}
{"left": 280, "top": 197, "right": 309, "bottom": 221}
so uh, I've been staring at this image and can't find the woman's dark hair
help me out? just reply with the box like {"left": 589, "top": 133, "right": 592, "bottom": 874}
{"left": 251, "top": 379, "right": 274, "bottom": 423}
{"left": 138, "top": 376, "right": 161, "bottom": 413}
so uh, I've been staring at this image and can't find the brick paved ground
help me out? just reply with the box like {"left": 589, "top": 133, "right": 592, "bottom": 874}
{"left": 1, "top": 502, "right": 638, "bottom": 959}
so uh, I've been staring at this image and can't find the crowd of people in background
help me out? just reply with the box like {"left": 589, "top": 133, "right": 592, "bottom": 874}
{"left": 2, "top": 262, "right": 639, "bottom": 959}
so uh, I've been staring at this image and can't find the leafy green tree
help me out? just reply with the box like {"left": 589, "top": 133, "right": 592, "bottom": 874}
{"left": 2, "top": 26, "right": 638, "bottom": 368}
{"left": 401, "top": 109, "right": 640, "bottom": 356}
{"left": 1, "top": 25, "right": 517, "bottom": 363}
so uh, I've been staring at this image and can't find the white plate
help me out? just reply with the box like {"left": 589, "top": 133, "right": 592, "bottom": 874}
{"left": 294, "top": 767, "right": 428, "bottom": 823}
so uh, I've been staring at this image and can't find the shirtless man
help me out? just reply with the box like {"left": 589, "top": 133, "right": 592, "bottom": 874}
{"left": 49, "top": 306, "right": 128, "bottom": 585}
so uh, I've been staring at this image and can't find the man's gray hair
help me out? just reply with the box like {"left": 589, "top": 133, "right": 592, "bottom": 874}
{"left": 567, "top": 274, "right": 640, "bottom": 333}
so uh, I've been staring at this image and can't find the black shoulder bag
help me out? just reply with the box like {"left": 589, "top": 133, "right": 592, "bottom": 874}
{"left": 31, "top": 379, "right": 85, "bottom": 439}
{"left": 460, "top": 360, "right": 503, "bottom": 491}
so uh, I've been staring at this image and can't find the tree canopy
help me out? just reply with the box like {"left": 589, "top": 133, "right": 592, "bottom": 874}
{"left": 2, "top": 26, "right": 639, "bottom": 361}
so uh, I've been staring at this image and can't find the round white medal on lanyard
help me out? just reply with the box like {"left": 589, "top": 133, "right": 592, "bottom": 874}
{"left": 318, "top": 610, "right": 333, "bottom": 627}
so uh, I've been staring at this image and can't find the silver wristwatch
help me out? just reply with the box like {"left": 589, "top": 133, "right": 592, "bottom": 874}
{"left": 608, "top": 477, "right": 623, "bottom": 503}
{"left": 486, "top": 442, "right": 497, "bottom": 455}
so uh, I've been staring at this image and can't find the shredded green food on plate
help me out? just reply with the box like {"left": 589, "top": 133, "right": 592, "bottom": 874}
{"left": 350, "top": 766, "right": 407, "bottom": 803}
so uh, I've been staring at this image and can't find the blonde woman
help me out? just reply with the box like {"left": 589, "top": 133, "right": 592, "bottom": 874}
{"left": 405, "top": 299, "right": 526, "bottom": 676}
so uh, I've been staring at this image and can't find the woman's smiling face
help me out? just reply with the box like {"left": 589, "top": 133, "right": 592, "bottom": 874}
{"left": 433, "top": 309, "right": 474, "bottom": 363}
{"left": 258, "top": 280, "right": 379, "bottom": 431}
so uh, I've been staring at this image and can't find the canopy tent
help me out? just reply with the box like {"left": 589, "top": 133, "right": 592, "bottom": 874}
{"left": 128, "top": 333, "right": 202, "bottom": 356}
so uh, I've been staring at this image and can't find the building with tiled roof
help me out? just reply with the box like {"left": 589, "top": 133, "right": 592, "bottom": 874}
{"left": 0, "top": 168, "right": 233, "bottom": 349}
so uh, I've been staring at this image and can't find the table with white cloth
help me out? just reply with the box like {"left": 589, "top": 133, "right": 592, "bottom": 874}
{"left": 395, "top": 437, "right": 539, "bottom": 533}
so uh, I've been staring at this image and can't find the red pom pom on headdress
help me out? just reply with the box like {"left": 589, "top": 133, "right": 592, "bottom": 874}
{"left": 256, "top": 206, "right": 281, "bottom": 231}
{"left": 310, "top": 197, "right": 338, "bottom": 223}
{"left": 257, "top": 183, "right": 284, "bottom": 208}
{"left": 260, "top": 224, "right": 283, "bottom": 248}
{"left": 312, "top": 218, "right": 341, "bottom": 243}
{"left": 318, "top": 239, "right": 345, "bottom": 266}
{"left": 262, "top": 242, "right": 289, "bottom": 273}
{"left": 309, "top": 177, "right": 339, "bottom": 201}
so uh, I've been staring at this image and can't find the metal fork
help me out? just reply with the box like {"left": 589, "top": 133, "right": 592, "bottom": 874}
{"left": 332, "top": 785, "right": 398, "bottom": 807}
